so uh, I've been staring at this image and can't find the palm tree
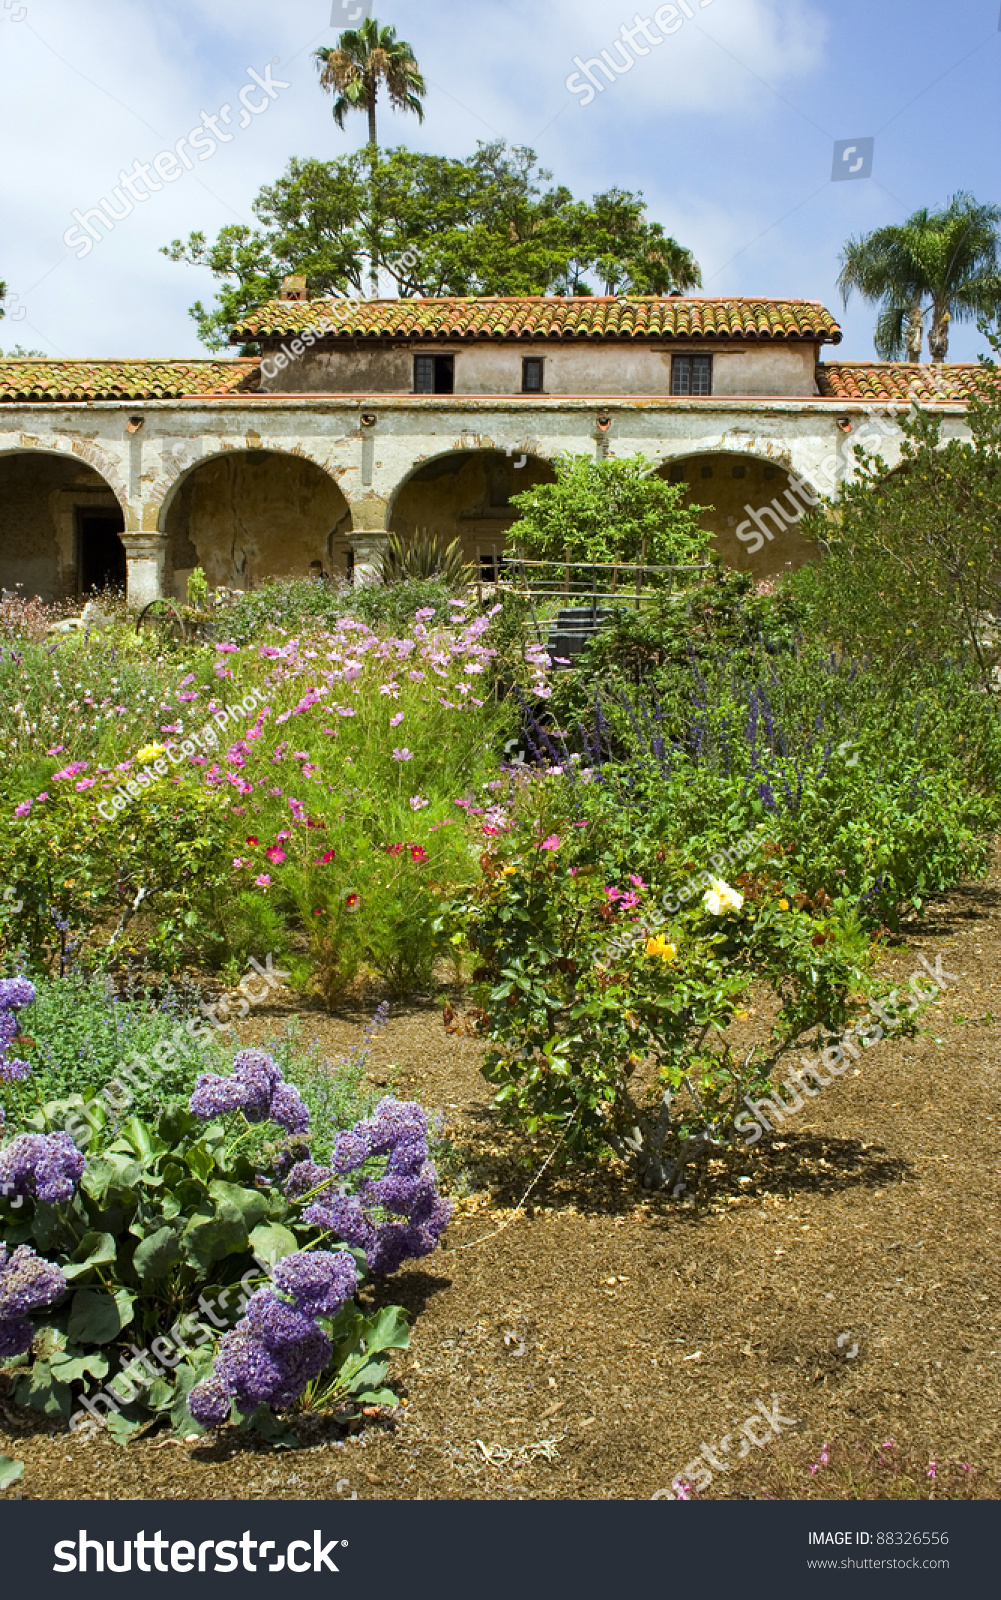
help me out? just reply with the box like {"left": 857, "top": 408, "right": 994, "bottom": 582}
{"left": 315, "top": 19, "right": 426, "bottom": 295}
{"left": 838, "top": 193, "right": 1001, "bottom": 363}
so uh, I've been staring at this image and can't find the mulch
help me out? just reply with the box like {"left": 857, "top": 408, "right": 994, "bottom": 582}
{"left": 3, "top": 864, "right": 1000, "bottom": 1502}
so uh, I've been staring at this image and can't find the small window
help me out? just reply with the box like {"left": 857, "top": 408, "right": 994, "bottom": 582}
{"left": 763, "top": 464, "right": 777, "bottom": 480}
{"left": 522, "top": 357, "right": 544, "bottom": 393}
{"left": 671, "top": 354, "right": 712, "bottom": 396}
{"left": 414, "top": 354, "right": 454, "bottom": 394}
{"left": 701, "top": 464, "right": 713, "bottom": 480}
{"left": 668, "top": 464, "right": 685, "bottom": 483}
{"left": 732, "top": 463, "right": 746, "bottom": 479}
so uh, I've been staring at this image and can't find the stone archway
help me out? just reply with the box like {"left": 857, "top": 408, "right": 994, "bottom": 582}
{"left": 388, "top": 449, "right": 557, "bottom": 578}
{"left": 0, "top": 449, "right": 126, "bottom": 601}
{"left": 161, "top": 449, "right": 353, "bottom": 599}
{"left": 657, "top": 452, "right": 821, "bottom": 577}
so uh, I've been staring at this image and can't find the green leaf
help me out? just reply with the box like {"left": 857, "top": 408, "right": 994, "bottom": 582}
{"left": 362, "top": 1305, "right": 411, "bottom": 1355}
{"left": 248, "top": 1222, "right": 299, "bottom": 1268}
{"left": 12, "top": 1360, "right": 73, "bottom": 1418}
{"left": 50, "top": 1343, "right": 110, "bottom": 1385}
{"left": 62, "top": 1230, "right": 117, "bottom": 1282}
{"left": 0, "top": 1457, "right": 24, "bottom": 1491}
{"left": 185, "top": 1141, "right": 216, "bottom": 1184}
{"left": 67, "top": 1287, "right": 136, "bottom": 1346}
{"left": 208, "top": 1181, "right": 269, "bottom": 1231}
{"left": 106, "top": 1411, "right": 144, "bottom": 1446}
{"left": 132, "top": 1225, "right": 184, "bottom": 1280}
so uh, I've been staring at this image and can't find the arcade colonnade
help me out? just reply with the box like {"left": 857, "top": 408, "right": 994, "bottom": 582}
{"left": 0, "top": 395, "right": 964, "bottom": 606}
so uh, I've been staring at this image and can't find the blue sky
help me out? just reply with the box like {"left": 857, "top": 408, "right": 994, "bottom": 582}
{"left": 1, "top": 0, "right": 998, "bottom": 363}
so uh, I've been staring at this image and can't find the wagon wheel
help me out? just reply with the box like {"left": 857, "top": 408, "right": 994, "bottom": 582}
{"left": 136, "top": 599, "right": 187, "bottom": 646}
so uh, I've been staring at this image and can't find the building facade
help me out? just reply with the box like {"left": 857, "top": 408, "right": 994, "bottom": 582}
{"left": 0, "top": 294, "right": 980, "bottom": 608}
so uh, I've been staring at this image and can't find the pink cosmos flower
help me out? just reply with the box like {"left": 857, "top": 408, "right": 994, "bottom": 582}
{"left": 540, "top": 836, "right": 562, "bottom": 852}
{"left": 255, "top": 874, "right": 272, "bottom": 888}
{"left": 215, "top": 643, "right": 238, "bottom": 654}
{"left": 46, "top": 746, "right": 64, "bottom": 756}
{"left": 630, "top": 875, "right": 646, "bottom": 890}
{"left": 393, "top": 748, "right": 414, "bottom": 762}
{"left": 317, "top": 849, "right": 336, "bottom": 865}
{"left": 410, "top": 796, "right": 429, "bottom": 811}
{"left": 410, "top": 846, "right": 429, "bottom": 864}
{"left": 75, "top": 778, "right": 98, "bottom": 791}
{"left": 265, "top": 846, "right": 286, "bottom": 865}
{"left": 14, "top": 801, "right": 32, "bottom": 818}
{"left": 36, "top": 792, "right": 49, "bottom": 802}
{"left": 390, "top": 712, "right": 405, "bottom": 727}
{"left": 161, "top": 724, "right": 181, "bottom": 735}
{"left": 52, "top": 763, "right": 88, "bottom": 781}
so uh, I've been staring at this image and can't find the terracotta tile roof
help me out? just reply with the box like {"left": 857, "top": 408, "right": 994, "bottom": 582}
{"left": 816, "top": 361, "right": 987, "bottom": 403}
{"left": 233, "top": 295, "right": 842, "bottom": 345}
{"left": 0, "top": 358, "right": 261, "bottom": 402}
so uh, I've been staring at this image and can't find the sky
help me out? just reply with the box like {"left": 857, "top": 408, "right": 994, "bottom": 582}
{"left": 0, "top": 0, "right": 999, "bottom": 364}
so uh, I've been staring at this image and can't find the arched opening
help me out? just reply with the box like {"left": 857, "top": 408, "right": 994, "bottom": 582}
{"left": 162, "top": 450, "right": 353, "bottom": 600}
{"left": 657, "top": 452, "right": 820, "bottom": 577}
{"left": 388, "top": 449, "right": 557, "bottom": 580}
{"left": 0, "top": 449, "right": 125, "bottom": 601}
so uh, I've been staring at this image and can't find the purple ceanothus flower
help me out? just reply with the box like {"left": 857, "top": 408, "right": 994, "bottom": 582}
{"left": 288, "top": 1100, "right": 451, "bottom": 1275}
{"left": 0, "top": 1244, "right": 67, "bottom": 1358}
{"left": 0, "top": 1132, "right": 85, "bottom": 1204}
{"left": 187, "top": 1250, "right": 357, "bottom": 1427}
{"left": 189, "top": 1049, "right": 310, "bottom": 1136}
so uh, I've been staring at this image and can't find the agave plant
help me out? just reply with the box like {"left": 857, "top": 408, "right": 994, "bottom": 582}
{"left": 379, "top": 531, "right": 474, "bottom": 590}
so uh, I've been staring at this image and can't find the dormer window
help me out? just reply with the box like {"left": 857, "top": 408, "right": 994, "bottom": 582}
{"left": 671, "top": 354, "right": 712, "bottom": 396}
{"left": 414, "top": 355, "right": 455, "bottom": 394}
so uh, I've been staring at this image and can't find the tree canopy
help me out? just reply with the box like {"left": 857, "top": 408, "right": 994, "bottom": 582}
{"left": 163, "top": 142, "right": 701, "bottom": 351}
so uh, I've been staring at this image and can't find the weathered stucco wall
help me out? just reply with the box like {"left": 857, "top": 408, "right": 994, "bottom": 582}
{"left": 261, "top": 341, "right": 820, "bottom": 398}
{"left": 658, "top": 453, "right": 817, "bottom": 575}
{"left": 163, "top": 450, "right": 352, "bottom": 596}
{"left": 0, "top": 451, "right": 119, "bottom": 599}
{"left": 0, "top": 396, "right": 974, "bottom": 602}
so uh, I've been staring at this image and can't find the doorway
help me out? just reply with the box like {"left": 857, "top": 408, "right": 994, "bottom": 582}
{"left": 77, "top": 508, "right": 126, "bottom": 594}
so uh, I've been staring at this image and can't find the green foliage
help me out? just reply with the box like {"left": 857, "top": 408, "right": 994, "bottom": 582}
{"left": 1, "top": 1100, "right": 411, "bottom": 1440}
{"left": 508, "top": 454, "right": 713, "bottom": 571}
{"left": 792, "top": 346, "right": 1001, "bottom": 687}
{"left": 379, "top": 532, "right": 473, "bottom": 589}
{"left": 163, "top": 141, "right": 701, "bottom": 345}
{"left": 186, "top": 568, "right": 209, "bottom": 611}
{"left": 447, "top": 784, "right": 879, "bottom": 1188}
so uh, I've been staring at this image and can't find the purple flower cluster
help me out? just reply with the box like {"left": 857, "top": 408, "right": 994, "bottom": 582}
{"left": 189, "top": 1049, "right": 310, "bottom": 1135}
{"left": 187, "top": 1249, "right": 357, "bottom": 1427}
{"left": 286, "top": 1098, "right": 450, "bottom": 1275}
{"left": 0, "top": 1131, "right": 85, "bottom": 1205}
{"left": 0, "top": 1243, "right": 66, "bottom": 1358}
{"left": 0, "top": 977, "right": 36, "bottom": 1084}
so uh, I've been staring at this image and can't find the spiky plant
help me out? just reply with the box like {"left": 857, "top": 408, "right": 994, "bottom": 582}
{"left": 379, "top": 531, "right": 474, "bottom": 590}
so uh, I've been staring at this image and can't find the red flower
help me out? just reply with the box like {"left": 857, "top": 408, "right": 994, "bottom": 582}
{"left": 319, "top": 849, "right": 336, "bottom": 864}
{"left": 246, "top": 837, "right": 259, "bottom": 847}
{"left": 385, "top": 843, "right": 407, "bottom": 856}
{"left": 410, "top": 846, "right": 429, "bottom": 864}
{"left": 345, "top": 893, "right": 360, "bottom": 910}
{"left": 313, "top": 908, "right": 325, "bottom": 917}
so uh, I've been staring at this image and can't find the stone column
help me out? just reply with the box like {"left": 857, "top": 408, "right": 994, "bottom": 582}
{"left": 122, "top": 535, "right": 166, "bottom": 611}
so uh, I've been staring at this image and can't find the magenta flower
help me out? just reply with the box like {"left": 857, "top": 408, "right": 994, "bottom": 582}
{"left": 539, "top": 836, "right": 563, "bottom": 852}
{"left": 52, "top": 763, "right": 88, "bottom": 781}
{"left": 13, "top": 801, "right": 31, "bottom": 819}
{"left": 215, "top": 643, "right": 238, "bottom": 654}
{"left": 75, "top": 778, "right": 98, "bottom": 792}
{"left": 255, "top": 874, "right": 272, "bottom": 888}
{"left": 265, "top": 846, "right": 286, "bottom": 865}
{"left": 46, "top": 746, "right": 64, "bottom": 756}
{"left": 36, "top": 792, "right": 49, "bottom": 803}
{"left": 630, "top": 875, "right": 646, "bottom": 890}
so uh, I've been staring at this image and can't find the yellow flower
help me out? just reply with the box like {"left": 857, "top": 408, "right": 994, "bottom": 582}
{"left": 779, "top": 899, "right": 790, "bottom": 910}
{"left": 501, "top": 865, "right": 516, "bottom": 875}
{"left": 137, "top": 743, "right": 167, "bottom": 763}
{"left": 646, "top": 936, "right": 677, "bottom": 963}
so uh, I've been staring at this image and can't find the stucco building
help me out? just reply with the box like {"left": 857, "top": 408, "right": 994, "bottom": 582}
{"left": 0, "top": 292, "right": 980, "bottom": 608}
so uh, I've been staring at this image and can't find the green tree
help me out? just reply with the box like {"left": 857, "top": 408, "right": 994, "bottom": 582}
{"left": 508, "top": 454, "right": 712, "bottom": 571}
{"left": 838, "top": 192, "right": 1001, "bottom": 363}
{"left": 314, "top": 17, "right": 426, "bottom": 295}
{"left": 793, "top": 336, "right": 1001, "bottom": 688}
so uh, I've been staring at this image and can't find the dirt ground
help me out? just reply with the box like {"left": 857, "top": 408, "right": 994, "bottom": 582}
{"left": 3, "top": 865, "right": 1000, "bottom": 1503}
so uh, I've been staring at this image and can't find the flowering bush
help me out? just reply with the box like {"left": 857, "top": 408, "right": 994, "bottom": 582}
{"left": 0, "top": 989, "right": 448, "bottom": 1441}
{"left": 448, "top": 773, "right": 878, "bottom": 1189}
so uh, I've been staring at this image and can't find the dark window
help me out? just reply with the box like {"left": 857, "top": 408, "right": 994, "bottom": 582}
{"left": 763, "top": 464, "right": 777, "bottom": 480}
{"left": 668, "top": 464, "right": 685, "bottom": 483}
{"left": 76, "top": 508, "right": 126, "bottom": 594}
{"left": 522, "top": 357, "right": 544, "bottom": 393}
{"left": 414, "top": 354, "right": 454, "bottom": 394}
{"left": 671, "top": 354, "right": 712, "bottom": 396}
{"left": 701, "top": 464, "right": 713, "bottom": 479}
{"left": 732, "top": 463, "right": 746, "bottom": 479}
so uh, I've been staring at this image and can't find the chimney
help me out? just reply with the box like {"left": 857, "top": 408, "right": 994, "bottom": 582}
{"left": 280, "top": 275, "right": 309, "bottom": 303}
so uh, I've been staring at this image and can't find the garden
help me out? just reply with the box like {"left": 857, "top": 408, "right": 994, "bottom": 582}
{"left": 1, "top": 384, "right": 1000, "bottom": 1503}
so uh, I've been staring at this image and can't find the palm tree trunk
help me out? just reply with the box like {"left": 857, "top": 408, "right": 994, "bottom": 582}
{"left": 906, "top": 297, "right": 923, "bottom": 363}
{"left": 929, "top": 302, "right": 950, "bottom": 363}
{"left": 367, "top": 85, "right": 379, "bottom": 298}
